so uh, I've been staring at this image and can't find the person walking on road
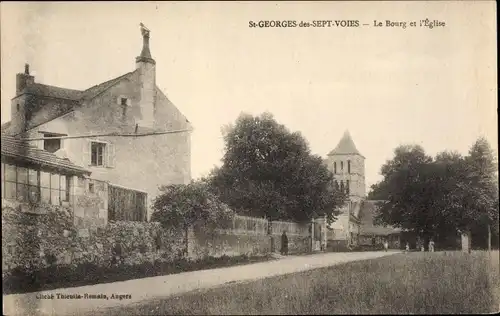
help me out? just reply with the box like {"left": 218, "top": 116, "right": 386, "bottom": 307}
{"left": 383, "top": 239, "right": 389, "bottom": 252}
{"left": 405, "top": 242, "right": 410, "bottom": 252}
{"left": 281, "top": 231, "right": 289, "bottom": 256}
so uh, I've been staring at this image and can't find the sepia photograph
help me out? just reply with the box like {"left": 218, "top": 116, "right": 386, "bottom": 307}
{"left": 1, "top": 1, "right": 498, "bottom": 315}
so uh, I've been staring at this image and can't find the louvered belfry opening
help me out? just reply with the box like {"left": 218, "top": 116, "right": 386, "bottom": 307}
{"left": 108, "top": 184, "right": 147, "bottom": 222}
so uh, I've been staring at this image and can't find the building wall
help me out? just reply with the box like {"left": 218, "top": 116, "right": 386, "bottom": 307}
{"left": 329, "top": 212, "right": 349, "bottom": 240}
{"left": 20, "top": 73, "right": 191, "bottom": 219}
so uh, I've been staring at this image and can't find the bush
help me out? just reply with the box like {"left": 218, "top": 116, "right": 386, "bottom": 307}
{"left": 151, "top": 181, "right": 235, "bottom": 234}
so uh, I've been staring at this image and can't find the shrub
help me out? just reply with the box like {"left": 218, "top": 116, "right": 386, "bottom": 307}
{"left": 151, "top": 181, "right": 235, "bottom": 235}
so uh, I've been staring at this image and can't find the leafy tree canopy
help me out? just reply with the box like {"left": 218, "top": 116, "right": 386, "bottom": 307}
{"left": 208, "top": 112, "right": 347, "bottom": 224}
{"left": 370, "top": 138, "right": 498, "bottom": 240}
{"left": 151, "top": 181, "right": 235, "bottom": 232}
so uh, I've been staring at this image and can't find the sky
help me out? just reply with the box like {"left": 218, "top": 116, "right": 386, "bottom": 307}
{"left": 1, "top": 1, "right": 497, "bottom": 190}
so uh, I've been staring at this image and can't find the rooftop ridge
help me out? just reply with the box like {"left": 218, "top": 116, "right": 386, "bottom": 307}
{"left": 327, "top": 129, "right": 363, "bottom": 157}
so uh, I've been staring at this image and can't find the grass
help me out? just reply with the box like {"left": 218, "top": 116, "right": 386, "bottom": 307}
{"left": 2, "top": 254, "right": 274, "bottom": 295}
{"left": 89, "top": 250, "right": 500, "bottom": 315}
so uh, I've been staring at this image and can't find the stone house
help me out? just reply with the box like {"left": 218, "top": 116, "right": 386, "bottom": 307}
{"left": 1, "top": 26, "right": 192, "bottom": 222}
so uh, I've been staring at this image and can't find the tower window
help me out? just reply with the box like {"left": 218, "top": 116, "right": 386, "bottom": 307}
{"left": 348, "top": 160, "right": 351, "bottom": 174}
{"left": 334, "top": 162, "right": 337, "bottom": 174}
{"left": 341, "top": 161, "right": 344, "bottom": 170}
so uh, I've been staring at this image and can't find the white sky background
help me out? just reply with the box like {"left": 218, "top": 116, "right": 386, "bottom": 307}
{"left": 1, "top": 2, "right": 497, "bottom": 189}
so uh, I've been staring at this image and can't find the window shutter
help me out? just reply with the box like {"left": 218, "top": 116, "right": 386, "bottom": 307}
{"left": 126, "top": 99, "right": 131, "bottom": 106}
{"left": 116, "top": 97, "right": 121, "bottom": 105}
{"left": 82, "top": 139, "right": 91, "bottom": 166}
{"left": 107, "top": 143, "right": 116, "bottom": 168}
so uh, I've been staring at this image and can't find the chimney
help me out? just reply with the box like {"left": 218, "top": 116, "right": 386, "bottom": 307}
{"left": 16, "top": 63, "right": 35, "bottom": 95}
{"left": 136, "top": 24, "right": 156, "bottom": 129}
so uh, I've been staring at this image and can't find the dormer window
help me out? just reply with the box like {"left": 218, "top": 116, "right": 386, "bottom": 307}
{"left": 40, "top": 132, "right": 66, "bottom": 153}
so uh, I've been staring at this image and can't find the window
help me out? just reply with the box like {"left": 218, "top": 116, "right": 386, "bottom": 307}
{"left": 86, "top": 140, "right": 115, "bottom": 168}
{"left": 16, "top": 104, "right": 20, "bottom": 112}
{"left": 347, "top": 160, "right": 351, "bottom": 174}
{"left": 340, "top": 180, "right": 344, "bottom": 192}
{"left": 43, "top": 134, "right": 62, "bottom": 153}
{"left": 120, "top": 98, "right": 128, "bottom": 120}
{"left": 40, "top": 132, "right": 66, "bottom": 153}
{"left": 341, "top": 161, "right": 344, "bottom": 170}
{"left": 91, "top": 142, "right": 106, "bottom": 166}
{"left": 1, "top": 163, "right": 70, "bottom": 205}
{"left": 346, "top": 180, "right": 350, "bottom": 194}
{"left": 333, "top": 162, "right": 337, "bottom": 174}
{"left": 89, "top": 182, "right": 95, "bottom": 193}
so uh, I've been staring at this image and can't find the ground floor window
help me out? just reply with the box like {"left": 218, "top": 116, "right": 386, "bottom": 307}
{"left": 1, "top": 162, "right": 71, "bottom": 205}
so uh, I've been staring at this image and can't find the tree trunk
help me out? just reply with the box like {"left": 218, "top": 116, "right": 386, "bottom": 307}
{"left": 488, "top": 224, "right": 492, "bottom": 251}
{"left": 461, "top": 230, "right": 472, "bottom": 253}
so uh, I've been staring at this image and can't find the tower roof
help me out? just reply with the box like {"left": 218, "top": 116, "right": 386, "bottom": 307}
{"left": 328, "top": 130, "right": 363, "bottom": 157}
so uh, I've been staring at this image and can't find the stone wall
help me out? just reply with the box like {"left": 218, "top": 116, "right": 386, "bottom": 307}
{"left": 187, "top": 228, "right": 271, "bottom": 260}
{"left": 271, "top": 220, "right": 311, "bottom": 254}
{"left": 2, "top": 200, "right": 185, "bottom": 275}
{"left": 73, "top": 177, "right": 108, "bottom": 230}
{"left": 187, "top": 216, "right": 313, "bottom": 259}
{"left": 2, "top": 203, "right": 315, "bottom": 275}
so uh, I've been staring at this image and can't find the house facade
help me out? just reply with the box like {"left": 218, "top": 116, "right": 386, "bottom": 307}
{"left": 2, "top": 26, "right": 191, "bottom": 221}
{"left": 325, "top": 130, "right": 401, "bottom": 250}
{"left": 1, "top": 135, "right": 109, "bottom": 228}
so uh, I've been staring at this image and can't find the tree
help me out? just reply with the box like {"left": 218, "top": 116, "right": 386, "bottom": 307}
{"left": 370, "top": 145, "right": 435, "bottom": 235}
{"left": 463, "top": 138, "right": 499, "bottom": 249}
{"left": 151, "top": 181, "right": 235, "bottom": 233}
{"left": 371, "top": 138, "right": 499, "bottom": 250}
{"left": 208, "top": 112, "right": 347, "bottom": 224}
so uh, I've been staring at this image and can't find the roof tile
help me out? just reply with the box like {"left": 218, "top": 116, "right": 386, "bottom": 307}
{"left": 328, "top": 130, "right": 362, "bottom": 156}
{"left": 358, "top": 200, "right": 401, "bottom": 236}
{"left": 1, "top": 135, "right": 89, "bottom": 174}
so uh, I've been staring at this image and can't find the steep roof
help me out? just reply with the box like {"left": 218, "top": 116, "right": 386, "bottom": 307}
{"left": 24, "top": 83, "right": 83, "bottom": 100}
{"left": 328, "top": 130, "right": 363, "bottom": 157}
{"left": 4, "top": 71, "right": 136, "bottom": 136}
{"left": 358, "top": 200, "right": 401, "bottom": 236}
{"left": 1, "top": 135, "right": 90, "bottom": 175}
{"left": 81, "top": 71, "right": 136, "bottom": 100}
